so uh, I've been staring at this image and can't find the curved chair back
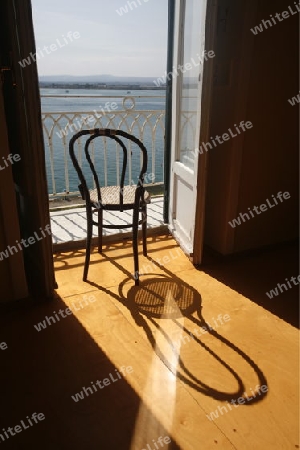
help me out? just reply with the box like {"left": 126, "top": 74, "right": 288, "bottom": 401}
{"left": 69, "top": 128, "right": 148, "bottom": 207}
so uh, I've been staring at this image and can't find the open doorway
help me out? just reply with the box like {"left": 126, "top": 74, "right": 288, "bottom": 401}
{"left": 0, "top": 0, "right": 217, "bottom": 299}
{"left": 30, "top": 0, "right": 169, "bottom": 249}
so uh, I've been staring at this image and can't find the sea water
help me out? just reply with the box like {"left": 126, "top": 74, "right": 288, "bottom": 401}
{"left": 40, "top": 88, "right": 166, "bottom": 195}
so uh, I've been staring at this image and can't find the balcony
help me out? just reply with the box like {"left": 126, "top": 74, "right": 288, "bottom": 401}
{"left": 41, "top": 94, "right": 168, "bottom": 246}
{"left": 50, "top": 196, "right": 165, "bottom": 250}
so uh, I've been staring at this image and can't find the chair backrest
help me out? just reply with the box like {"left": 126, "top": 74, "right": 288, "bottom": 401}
{"left": 69, "top": 128, "right": 148, "bottom": 207}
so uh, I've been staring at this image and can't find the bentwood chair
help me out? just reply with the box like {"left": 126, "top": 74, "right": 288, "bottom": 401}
{"left": 69, "top": 128, "right": 150, "bottom": 286}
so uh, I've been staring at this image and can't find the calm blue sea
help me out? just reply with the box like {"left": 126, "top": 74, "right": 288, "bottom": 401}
{"left": 40, "top": 88, "right": 166, "bottom": 195}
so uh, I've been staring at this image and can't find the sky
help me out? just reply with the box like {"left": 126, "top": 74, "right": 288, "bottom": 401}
{"left": 31, "top": 0, "right": 168, "bottom": 78}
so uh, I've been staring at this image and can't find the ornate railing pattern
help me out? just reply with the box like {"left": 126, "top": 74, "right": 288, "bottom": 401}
{"left": 41, "top": 95, "right": 197, "bottom": 197}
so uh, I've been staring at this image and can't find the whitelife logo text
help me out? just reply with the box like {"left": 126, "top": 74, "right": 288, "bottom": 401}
{"left": 0, "top": 153, "right": 21, "bottom": 172}
{"left": 0, "top": 412, "right": 45, "bottom": 444}
{"left": 18, "top": 32, "right": 80, "bottom": 68}
{"left": 0, "top": 225, "right": 52, "bottom": 261}
{"left": 228, "top": 191, "right": 291, "bottom": 228}
{"left": 71, "top": 366, "right": 133, "bottom": 402}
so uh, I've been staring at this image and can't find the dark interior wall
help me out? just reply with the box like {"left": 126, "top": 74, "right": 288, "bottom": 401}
{"left": 204, "top": 0, "right": 299, "bottom": 254}
{"left": 0, "top": 0, "right": 13, "bottom": 301}
{"left": 0, "top": 206, "right": 14, "bottom": 301}
{"left": 234, "top": 0, "right": 299, "bottom": 251}
{"left": 204, "top": 0, "right": 248, "bottom": 253}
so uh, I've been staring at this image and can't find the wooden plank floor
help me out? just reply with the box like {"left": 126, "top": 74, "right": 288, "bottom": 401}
{"left": 0, "top": 235, "right": 298, "bottom": 449}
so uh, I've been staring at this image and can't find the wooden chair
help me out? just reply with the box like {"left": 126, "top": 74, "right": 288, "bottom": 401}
{"left": 69, "top": 128, "right": 150, "bottom": 285}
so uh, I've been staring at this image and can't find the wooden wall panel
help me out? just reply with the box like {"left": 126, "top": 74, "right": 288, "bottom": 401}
{"left": 234, "top": 0, "right": 299, "bottom": 251}
{"left": 204, "top": 0, "right": 298, "bottom": 254}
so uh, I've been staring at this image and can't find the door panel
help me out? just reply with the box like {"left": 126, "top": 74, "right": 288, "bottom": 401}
{"left": 0, "top": 86, "right": 28, "bottom": 301}
{"left": 169, "top": 0, "right": 208, "bottom": 256}
{"left": 1, "top": 0, "right": 56, "bottom": 298}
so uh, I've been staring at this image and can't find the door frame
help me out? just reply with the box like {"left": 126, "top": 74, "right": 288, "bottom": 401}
{"left": 167, "top": 0, "right": 217, "bottom": 264}
{"left": 193, "top": 0, "right": 218, "bottom": 264}
{"left": 1, "top": 0, "right": 56, "bottom": 299}
{"left": 0, "top": 86, "right": 28, "bottom": 301}
{"left": 163, "top": 0, "right": 176, "bottom": 224}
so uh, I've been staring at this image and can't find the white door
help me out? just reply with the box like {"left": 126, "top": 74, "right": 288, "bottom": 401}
{"left": 169, "top": 0, "right": 210, "bottom": 260}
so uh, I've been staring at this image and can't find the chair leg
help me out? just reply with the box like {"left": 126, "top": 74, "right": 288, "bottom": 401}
{"left": 98, "top": 209, "right": 103, "bottom": 254}
{"left": 142, "top": 205, "right": 147, "bottom": 257}
{"left": 133, "top": 206, "right": 139, "bottom": 286}
{"left": 84, "top": 206, "right": 93, "bottom": 282}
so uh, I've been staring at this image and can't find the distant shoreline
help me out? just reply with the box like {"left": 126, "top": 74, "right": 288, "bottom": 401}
{"left": 39, "top": 83, "right": 166, "bottom": 91}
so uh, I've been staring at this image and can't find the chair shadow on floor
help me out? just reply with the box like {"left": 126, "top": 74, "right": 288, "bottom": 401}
{"left": 81, "top": 238, "right": 269, "bottom": 406}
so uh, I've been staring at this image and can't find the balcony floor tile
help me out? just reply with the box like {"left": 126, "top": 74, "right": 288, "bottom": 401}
{"left": 50, "top": 196, "right": 164, "bottom": 244}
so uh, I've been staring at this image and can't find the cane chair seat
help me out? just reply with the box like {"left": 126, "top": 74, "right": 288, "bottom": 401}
{"left": 89, "top": 185, "right": 151, "bottom": 207}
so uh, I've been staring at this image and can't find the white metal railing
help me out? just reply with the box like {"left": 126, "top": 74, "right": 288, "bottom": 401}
{"left": 41, "top": 95, "right": 166, "bottom": 197}
{"left": 41, "top": 95, "right": 197, "bottom": 198}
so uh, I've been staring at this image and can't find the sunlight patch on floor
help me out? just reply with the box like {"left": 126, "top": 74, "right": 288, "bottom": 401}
{"left": 130, "top": 290, "right": 184, "bottom": 449}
